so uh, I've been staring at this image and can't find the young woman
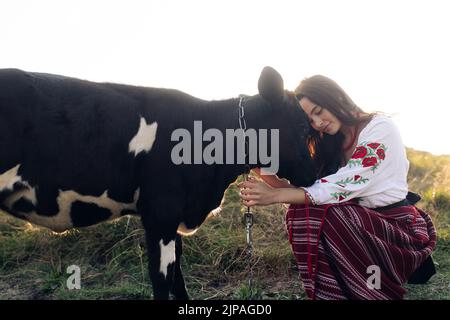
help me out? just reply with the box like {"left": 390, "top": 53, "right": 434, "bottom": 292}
{"left": 239, "top": 75, "right": 436, "bottom": 300}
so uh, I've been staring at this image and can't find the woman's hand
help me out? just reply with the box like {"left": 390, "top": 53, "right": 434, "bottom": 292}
{"left": 238, "top": 177, "right": 279, "bottom": 207}
{"left": 251, "top": 168, "right": 295, "bottom": 189}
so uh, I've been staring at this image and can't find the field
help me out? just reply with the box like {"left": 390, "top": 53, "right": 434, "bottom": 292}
{"left": 0, "top": 148, "right": 449, "bottom": 299}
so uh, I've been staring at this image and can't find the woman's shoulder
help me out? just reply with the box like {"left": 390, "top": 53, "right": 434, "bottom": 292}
{"left": 360, "top": 114, "right": 399, "bottom": 138}
{"left": 367, "top": 113, "right": 396, "bottom": 127}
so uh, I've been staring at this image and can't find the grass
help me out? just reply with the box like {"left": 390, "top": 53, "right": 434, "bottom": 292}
{"left": 0, "top": 147, "right": 449, "bottom": 300}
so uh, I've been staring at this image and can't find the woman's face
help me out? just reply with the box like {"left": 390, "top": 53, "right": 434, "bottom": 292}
{"left": 299, "top": 97, "right": 342, "bottom": 135}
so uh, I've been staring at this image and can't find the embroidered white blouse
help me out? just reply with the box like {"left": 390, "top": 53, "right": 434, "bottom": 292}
{"left": 303, "top": 115, "right": 409, "bottom": 208}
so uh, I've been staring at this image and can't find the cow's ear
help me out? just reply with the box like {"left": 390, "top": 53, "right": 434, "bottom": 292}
{"left": 258, "top": 66, "right": 284, "bottom": 105}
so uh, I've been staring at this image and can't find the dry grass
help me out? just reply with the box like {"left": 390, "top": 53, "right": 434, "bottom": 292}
{"left": 0, "top": 148, "right": 449, "bottom": 300}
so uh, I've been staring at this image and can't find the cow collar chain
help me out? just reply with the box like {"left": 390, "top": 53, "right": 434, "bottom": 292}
{"left": 238, "top": 94, "right": 254, "bottom": 299}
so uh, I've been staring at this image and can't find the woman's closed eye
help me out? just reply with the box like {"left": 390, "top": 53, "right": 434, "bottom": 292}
{"left": 309, "top": 109, "right": 322, "bottom": 124}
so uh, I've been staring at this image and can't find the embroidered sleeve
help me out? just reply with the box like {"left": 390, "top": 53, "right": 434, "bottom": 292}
{"left": 300, "top": 187, "right": 317, "bottom": 205}
{"left": 303, "top": 117, "right": 402, "bottom": 205}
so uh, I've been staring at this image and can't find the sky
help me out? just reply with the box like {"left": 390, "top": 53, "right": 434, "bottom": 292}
{"left": 1, "top": 0, "right": 449, "bottom": 155}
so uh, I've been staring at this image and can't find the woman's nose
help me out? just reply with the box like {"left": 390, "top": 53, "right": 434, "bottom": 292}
{"left": 312, "top": 116, "right": 323, "bottom": 128}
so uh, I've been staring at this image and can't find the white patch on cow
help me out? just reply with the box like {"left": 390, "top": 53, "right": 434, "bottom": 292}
{"left": 4, "top": 186, "right": 37, "bottom": 208}
{"left": 128, "top": 117, "right": 158, "bottom": 156}
{"left": 0, "top": 164, "right": 22, "bottom": 192}
{"left": 9, "top": 188, "right": 140, "bottom": 233}
{"left": 56, "top": 189, "right": 139, "bottom": 218}
{"left": 0, "top": 164, "right": 141, "bottom": 233}
{"left": 159, "top": 239, "right": 176, "bottom": 278}
{"left": 176, "top": 206, "right": 222, "bottom": 236}
{"left": 177, "top": 222, "right": 198, "bottom": 236}
{"left": 1, "top": 165, "right": 36, "bottom": 211}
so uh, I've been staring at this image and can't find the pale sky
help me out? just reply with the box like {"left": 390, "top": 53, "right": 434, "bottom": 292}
{"left": 1, "top": 0, "right": 449, "bottom": 155}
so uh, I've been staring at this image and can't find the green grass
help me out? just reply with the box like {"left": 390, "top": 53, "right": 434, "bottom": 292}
{"left": 404, "top": 237, "right": 450, "bottom": 300}
{"left": 0, "top": 148, "right": 449, "bottom": 300}
{"left": 403, "top": 148, "right": 450, "bottom": 300}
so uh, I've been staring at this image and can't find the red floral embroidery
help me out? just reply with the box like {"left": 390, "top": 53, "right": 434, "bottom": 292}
{"left": 331, "top": 191, "right": 353, "bottom": 201}
{"left": 352, "top": 146, "right": 367, "bottom": 159}
{"left": 367, "top": 143, "right": 380, "bottom": 149}
{"left": 376, "top": 148, "right": 385, "bottom": 160}
{"left": 362, "top": 157, "right": 378, "bottom": 167}
{"left": 329, "top": 141, "right": 386, "bottom": 201}
{"left": 320, "top": 179, "right": 328, "bottom": 183}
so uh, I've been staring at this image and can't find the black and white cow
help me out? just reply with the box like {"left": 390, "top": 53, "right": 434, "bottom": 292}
{"left": 0, "top": 67, "right": 317, "bottom": 299}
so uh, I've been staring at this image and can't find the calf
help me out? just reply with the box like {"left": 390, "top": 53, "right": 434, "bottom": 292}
{"left": 0, "top": 67, "right": 317, "bottom": 299}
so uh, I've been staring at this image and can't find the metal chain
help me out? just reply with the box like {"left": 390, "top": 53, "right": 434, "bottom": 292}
{"left": 238, "top": 94, "right": 254, "bottom": 299}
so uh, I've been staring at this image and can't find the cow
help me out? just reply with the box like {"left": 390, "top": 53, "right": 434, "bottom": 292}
{"left": 0, "top": 66, "right": 317, "bottom": 299}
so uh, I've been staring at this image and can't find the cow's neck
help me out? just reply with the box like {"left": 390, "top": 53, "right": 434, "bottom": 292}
{"left": 196, "top": 97, "right": 262, "bottom": 183}
{"left": 192, "top": 98, "right": 241, "bottom": 129}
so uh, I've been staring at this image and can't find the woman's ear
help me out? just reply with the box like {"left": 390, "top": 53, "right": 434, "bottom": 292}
{"left": 258, "top": 66, "right": 284, "bottom": 105}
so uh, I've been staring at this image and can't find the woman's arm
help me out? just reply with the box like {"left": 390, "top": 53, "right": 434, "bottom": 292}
{"left": 239, "top": 177, "right": 307, "bottom": 206}
{"left": 251, "top": 168, "right": 295, "bottom": 189}
{"left": 240, "top": 117, "right": 404, "bottom": 207}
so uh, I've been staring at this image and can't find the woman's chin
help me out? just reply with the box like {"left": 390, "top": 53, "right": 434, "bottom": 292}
{"left": 325, "top": 126, "right": 338, "bottom": 135}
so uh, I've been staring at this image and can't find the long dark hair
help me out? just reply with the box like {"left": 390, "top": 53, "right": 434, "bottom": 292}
{"left": 295, "top": 75, "right": 376, "bottom": 178}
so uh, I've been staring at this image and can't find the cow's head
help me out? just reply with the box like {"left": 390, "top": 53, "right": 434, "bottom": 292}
{"left": 243, "top": 66, "right": 317, "bottom": 187}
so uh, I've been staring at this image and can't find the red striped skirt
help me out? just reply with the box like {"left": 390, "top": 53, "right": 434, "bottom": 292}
{"left": 285, "top": 202, "right": 436, "bottom": 300}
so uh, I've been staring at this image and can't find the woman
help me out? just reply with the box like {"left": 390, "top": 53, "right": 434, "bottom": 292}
{"left": 239, "top": 75, "right": 436, "bottom": 300}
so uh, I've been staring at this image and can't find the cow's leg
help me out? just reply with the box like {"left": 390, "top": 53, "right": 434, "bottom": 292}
{"left": 171, "top": 234, "right": 189, "bottom": 300}
{"left": 141, "top": 218, "right": 178, "bottom": 300}
{"left": 138, "top": 183, "right": 188, "bottom": 300}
